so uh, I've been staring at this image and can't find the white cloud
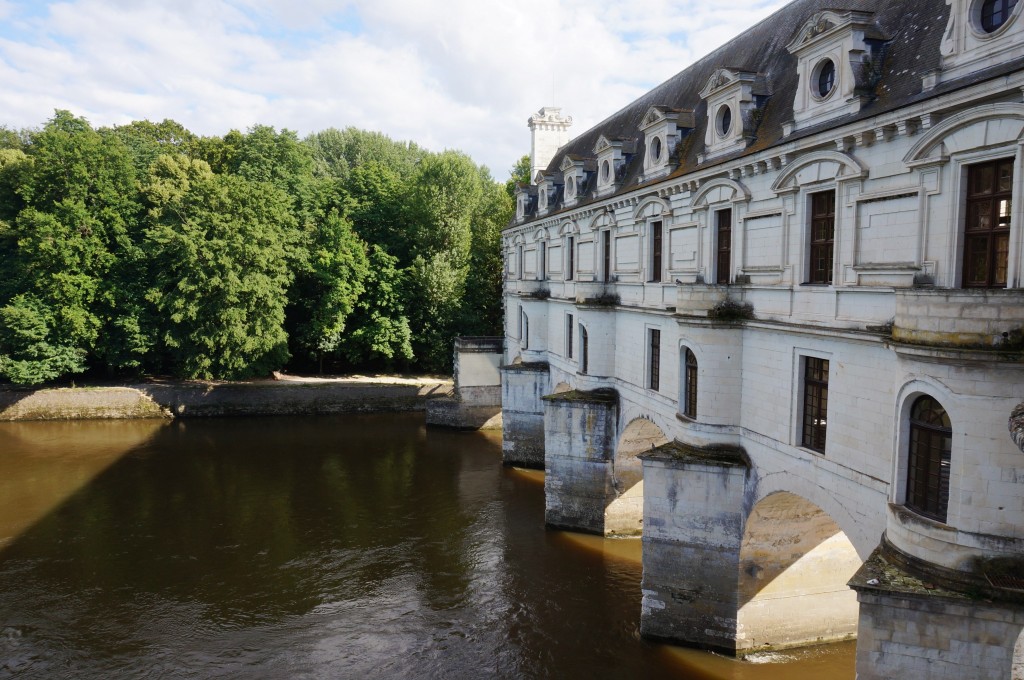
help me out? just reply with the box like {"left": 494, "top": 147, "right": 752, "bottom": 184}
{"left": 0, "top": 0, "right": 789, "bottom": 177}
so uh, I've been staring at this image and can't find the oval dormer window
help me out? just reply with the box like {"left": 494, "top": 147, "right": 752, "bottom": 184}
{"left": 566, "top": 176, "right": 575, "bottom": 196}
{"left": 650, "top": 136, "right": 663, "bottom": 163}
{"left": 814, "top": 58, "right": 836, "bottom": 98}
{"left": 601, "top": 160, "right": 611, "bottom": 183}
{"left": 716, "top": 104, "right": 732, "bottom": 138}
{"left": 980, "top": 0, "right": 1018, "bottom": 32}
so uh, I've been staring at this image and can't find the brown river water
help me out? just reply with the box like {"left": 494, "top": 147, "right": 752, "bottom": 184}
{"left": 0, "top": 413, "right": 854, "bottom": 678}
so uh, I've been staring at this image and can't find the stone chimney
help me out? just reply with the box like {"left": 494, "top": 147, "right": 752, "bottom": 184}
{"left": 528, "top": 107, "right": 572, "bottom": 184}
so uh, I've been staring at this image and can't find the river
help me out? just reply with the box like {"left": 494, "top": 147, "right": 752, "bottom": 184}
{"left": 0, "top": 413, "right": 854, "bottom": 678}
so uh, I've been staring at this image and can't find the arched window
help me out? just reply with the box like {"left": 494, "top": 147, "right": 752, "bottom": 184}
{"left": 906, "top": 396, "right": 952, "bottom": 522}
{"left": 683, "top": 348, "right": 698, "bottom": 419}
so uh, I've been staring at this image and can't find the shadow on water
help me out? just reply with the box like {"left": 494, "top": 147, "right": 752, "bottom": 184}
{"left": 0, "top": 414, "right": 854, "bottom": 679}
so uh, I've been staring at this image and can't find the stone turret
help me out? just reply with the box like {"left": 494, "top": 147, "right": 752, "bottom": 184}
{"left": 528, "top": 107, "right": 572, "bottom": 184}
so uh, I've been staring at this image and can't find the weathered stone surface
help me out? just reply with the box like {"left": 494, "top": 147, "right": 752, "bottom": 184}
{"left": 501, "top": 363, "right": 550, "bottom": 468}
{"left": 543, "top": 389, "right": 618, "bottom": 533}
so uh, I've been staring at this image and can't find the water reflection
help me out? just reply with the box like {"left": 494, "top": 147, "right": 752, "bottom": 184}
{"left": 0, "top": 414, "right": 853, "bottom": 678}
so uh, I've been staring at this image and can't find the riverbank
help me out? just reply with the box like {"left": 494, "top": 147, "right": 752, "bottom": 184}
{"left": 0, "top": 375, "right": 453, "bottom": 421}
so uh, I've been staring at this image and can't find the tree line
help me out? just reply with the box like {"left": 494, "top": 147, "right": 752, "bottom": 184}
{"left": 0, "top": 111, "right": 530, "bottom": 384}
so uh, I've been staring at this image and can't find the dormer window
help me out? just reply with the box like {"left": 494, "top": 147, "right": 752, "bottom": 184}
{"left": 594, "top": 135, "right": 635, "bottom": 197}
{"left": 514, "top": 183, "right": 536, "bottom": 222}
{"left": 535, "top": 171, "right": 558, "bottom": 216}
{"left": 560, "top": 154, "right": 592, "bottom": 208}
{"left": 785, "top": 11, "right": 885, "bottom": 134}
{"left": 639, "top": 106, "right": 692, "bottom": 181}
{"left": 698, "top": 68, "right": 764, "bottom": 162}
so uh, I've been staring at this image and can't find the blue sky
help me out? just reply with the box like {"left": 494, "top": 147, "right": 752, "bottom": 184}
{"left": 0, "top": 0, "right": 789, "bottom": 178}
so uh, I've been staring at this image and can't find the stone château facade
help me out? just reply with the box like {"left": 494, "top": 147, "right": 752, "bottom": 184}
{"left": 500, "top": 0, "right": 1024, "bottom": 677}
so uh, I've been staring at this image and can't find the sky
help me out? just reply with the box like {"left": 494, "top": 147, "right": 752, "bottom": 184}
{"left": 0, "top": 0, "right": 790, "bottom": 179}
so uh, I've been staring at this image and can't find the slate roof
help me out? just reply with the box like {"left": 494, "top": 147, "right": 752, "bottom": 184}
{"left": 521, "top": 0, "right": 1024, "bottom": 221}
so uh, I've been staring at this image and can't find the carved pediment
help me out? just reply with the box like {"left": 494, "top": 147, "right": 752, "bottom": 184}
{"left": 560, "top": 155, "right": 582, "bottom": 172}
{"left": 699, "top": 68, "right": 757, "bottom": 99}
{"left": 641, "top": 106, "right": 695, "bottom": 131}
{"left": 786, "top": 10, "right": 881, "bottom": 53}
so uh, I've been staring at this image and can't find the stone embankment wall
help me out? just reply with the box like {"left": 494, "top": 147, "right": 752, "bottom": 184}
{"left": 0, "top": 378, "right": 453, "bottom": 421}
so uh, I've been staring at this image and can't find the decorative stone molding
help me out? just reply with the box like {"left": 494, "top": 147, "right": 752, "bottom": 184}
{"left": 903, "top": 102, "right": 1024, "bottom": 166}
{"left": 770, "top": 148, "right": 867, "bottom": 194}
{"left": 785, "top": 10, "right": 886, "bottom": 134}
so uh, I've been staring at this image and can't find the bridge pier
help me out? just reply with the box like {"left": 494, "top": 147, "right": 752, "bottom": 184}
{"left": 639, "top": 441, "right": 749, "bottom": 653}
{"left": 499, "top": 362, "right": 550, "bottom": 468}
{"left": 542, "top": 388, "right": 618, "bottom": 534}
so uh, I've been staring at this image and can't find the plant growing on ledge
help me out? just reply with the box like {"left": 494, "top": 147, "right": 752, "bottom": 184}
{"left": 708, "top": 298, "right": 754, "bottom": 321}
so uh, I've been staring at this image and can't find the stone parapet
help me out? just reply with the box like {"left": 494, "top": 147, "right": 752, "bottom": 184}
{"left": 892, "top": 288, "right": 1024, "bottom": 348}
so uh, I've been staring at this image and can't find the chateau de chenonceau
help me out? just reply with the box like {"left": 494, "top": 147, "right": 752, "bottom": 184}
{"left": 495, "top": 0, "right": 1024, "bottom": 676}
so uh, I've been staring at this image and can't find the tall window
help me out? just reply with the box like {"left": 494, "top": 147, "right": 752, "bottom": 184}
{"left": 650, "top": 220, "right": 663, "bottom": 283}
{"left": 566, "top": 236, "right": 575, "bottom": 281}
{"left": 648, "top": 329, "right": 661, "bottom": 391}
{"left": 809, "top": 190, "right": 835, "bottom": 284}
{"left": 539, "top": 241, "right": 547, "bottom": 281}
{"left": 964, "top": 158, "right": 1013, "bottom": 288}
{"left": 517, "top": 245, "right": 524, "bottom": 281}
{"left": 716, "top": 209, "right": 732, "bottom": 285}
{"left": 602, "top": 231, "right": 612, "bottom": 282}
{"left": 566, "top": 314, "right": 574, "bottom": 359}
{"left": 580, "top": 325, "right": 589, "bottom": 374}
{"left": 683, "top": 348, "right": 698, "bottom": 419}
{"left": 906, "top": 396, "right": 952, "bottom": 522}
{"left": 521, "top": 311, "right": 529, "bottom": 350}
{"left": 801, "top": 356, "right": 829, "bottom": 453}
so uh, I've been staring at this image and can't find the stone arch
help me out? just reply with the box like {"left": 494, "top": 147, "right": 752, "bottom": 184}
{"left": 634, "top": 195, "right": 671, "bottom": 221}
{"left": 736, "top": 491, "right": 862, "bottom": 653}
{"left": 605, "top": 416, "right": 669, "bottom": 536}
{"left": 770, "top": 149, "right": 867, "bottom": 193}
{"left": 534, "top": 227, "right": 550, "bottom": 241}
{"left": 587, "top": 209, "right": 617, "bottom": 232}
{"left": 691, "top": 176, "right": 750, "bottom": 207}
{"left": 903, "top": 103, "right": 1024, "bottom": 165}
{"left": 559, "top": 219, "right": 579, "bottom": 236}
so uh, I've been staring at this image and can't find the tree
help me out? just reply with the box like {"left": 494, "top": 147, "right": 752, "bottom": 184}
{"left": 459, "top": 168, "right": 513, "bottom": 336}
{"left": 0, "top": 111, "right": 147, "bottom": 381}
{"left": 286, "top": 211, "right": 370, "bottom": 370}
{"left": 505, "top": 154, "right": 531, "bottom": 199}
{"left": 338, "top": 245, "right": 413, "bottom": 368}
{"left": 143, "top": 154, "right": 297, "bottom": 379}
{"left": 0, "top": 294, "right": 86, "bottom": 384}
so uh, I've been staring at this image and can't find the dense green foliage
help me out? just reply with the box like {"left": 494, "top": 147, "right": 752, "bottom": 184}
{"left": 0, "top": 113, "right": 514, "bottom": 383}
